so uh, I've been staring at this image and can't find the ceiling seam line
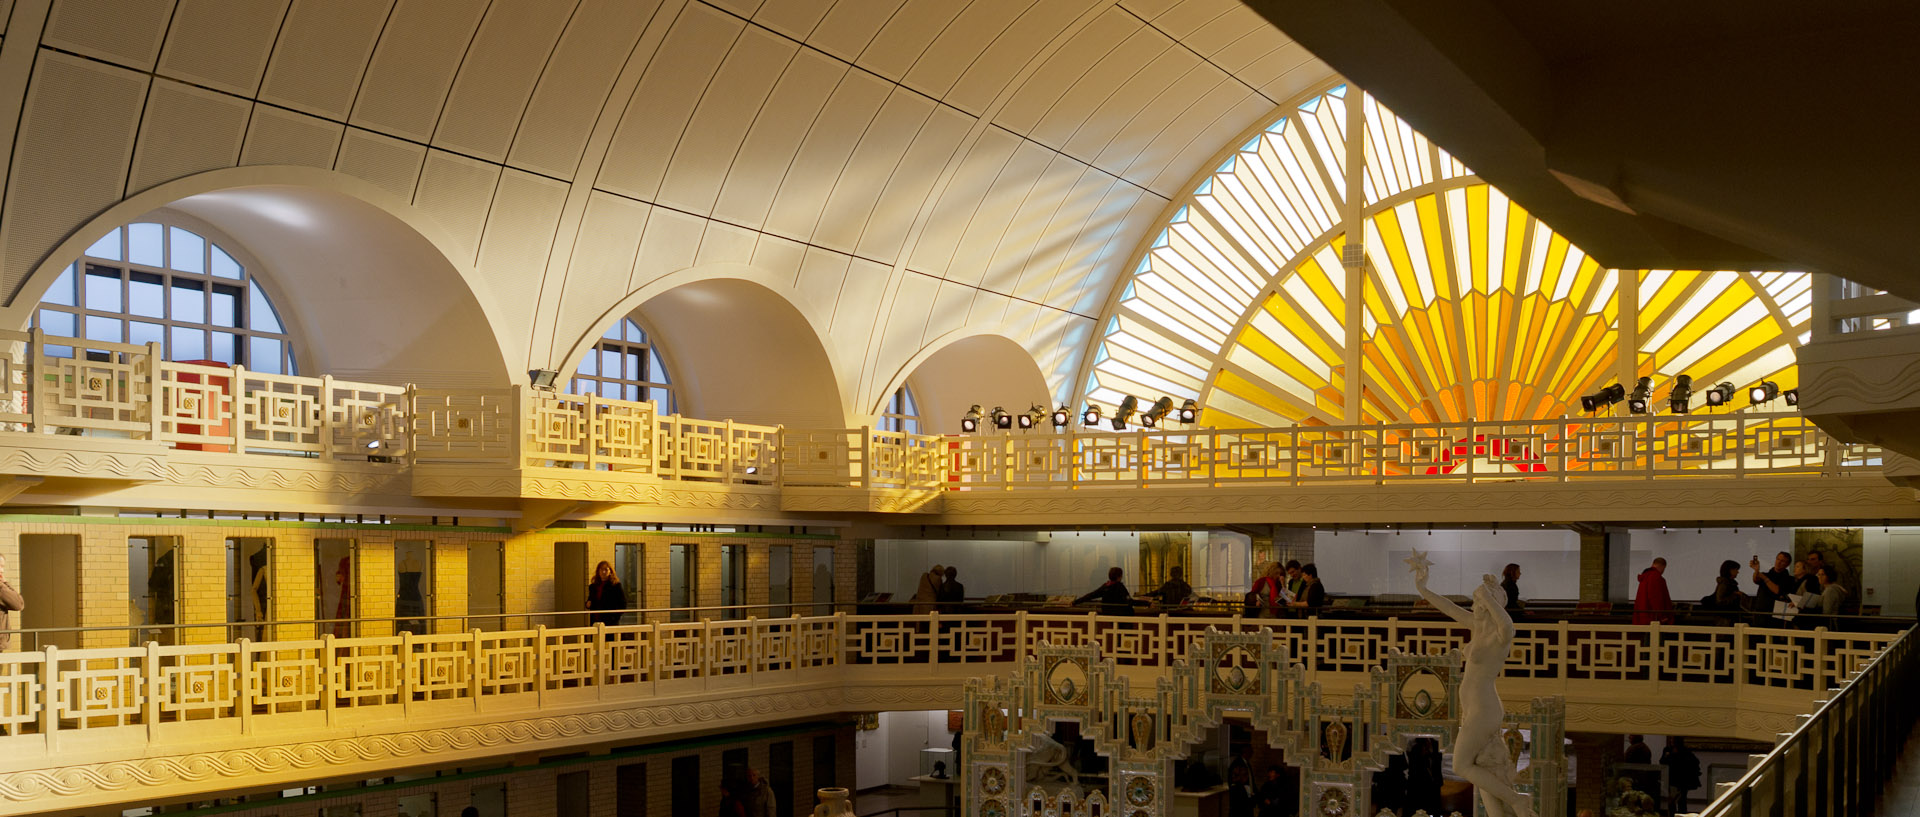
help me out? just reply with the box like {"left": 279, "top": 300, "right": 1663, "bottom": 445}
{"left": 29, "top": 44, "right": 574, "bottom": 190}
{"left": 587, "top": 181, "right": 1096, "bottom": 321}
{"left": 692, "top": 0, "right": 1161, "bottom": 201}
{"left": 419, "top": 0, "right": 495, "bottom": 156}
{"left": 494, "top": 0, "right": 584, "bottom": 179}
{"left": 334, "top": 0, "right": 400, "bottom": 175}
{"left": 1114, "top": 5, "right": 1277, "bottom": 106}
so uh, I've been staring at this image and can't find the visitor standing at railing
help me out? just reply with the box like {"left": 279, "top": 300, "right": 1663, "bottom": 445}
{"left": 587, "top": 561, "right": 628, "bottom": 627}
{"left": 1749, "top": 551, "right": 1794, "bottom": 613}
{"left": 912, "top": 564, "right": 944, "bottom": 614}
{"left": 937, "top": 566, "right": 965, "bottom": 609}
{"left": 1283, "top": 560, "right": 1306, "bottom": 600}
{"left": 1145, "top": 566, "right": 1193, "bottom": 607}
{"left": 1287, "top": 564, "right": 1326, "bottom": 611}
{"left": 1501, "top": 563, "right": 1525, "bottom": 615}
{"left": 1247, "top": 562, "right": 1286, "bottom": 618}
{"left": 1075, "top": 567, "right": 1134, "bottom": 615}
{"left": 1803, "top": 566, "right": 1851, "bottom": 630}
{"left": 0, "top": 555, "right": 21, "bottom": 651}
{"left": 1632, "top": 558, "right": 1675, "bottom": 625}
{"left": 1701, "top": 560, "right": 1750, "bottom": 619}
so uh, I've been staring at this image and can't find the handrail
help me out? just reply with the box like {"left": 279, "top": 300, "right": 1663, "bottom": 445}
{"left": 1690, "top": 624, "right": 1917, "bottom": 816}
{"left": 6, "top": 601, "right": 1906, "bottom": 647}
{"left": 0, "top": 613, "right": 1894, "bottom": 741}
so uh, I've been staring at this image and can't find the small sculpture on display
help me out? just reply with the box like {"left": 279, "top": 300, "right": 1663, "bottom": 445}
{"left": 931, "top": 761, "right": 948, "bottom": 779}
{"left": 812, "top": 787, "right": 854, "bottom": 817}
{"left": 1406, "top": 549, "right": 1536, "bottom": 817}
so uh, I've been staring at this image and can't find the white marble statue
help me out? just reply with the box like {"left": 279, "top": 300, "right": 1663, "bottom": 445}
{"left": 1025, "top": 731, "right": 1079, "bottom": 786}
{"left": 1406, "top": 549, "right": 1535, "bottom": 817}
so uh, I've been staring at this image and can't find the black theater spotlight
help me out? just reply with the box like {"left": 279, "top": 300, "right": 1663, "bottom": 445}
{"left": 1580, "top": 383, "right": 1626, "bottom": 413}
{"left": 1782, "top": 389, "right": 1799, "bottom": 408}
{"left": 991, "top": 406, "right": 1013, "bottom": 430}
{"left": 1749, "top": 381, "right": 1779, "bottom": 406}
{"left": 1140, "top": 396, "right": 1174, "bottom": 428}
{"left": 960, "top": 405, "right": 982, "bottom": 433}
{"left": 1668, "top": 374, "right": 1693, "bottom": 415}
{"left": 1704, "top": 381, "right": 1736, "bottom": 408}
{"left": 1626, "top": 377, "right": 1653, "bottom": 414}
{"left": 1052, "top": 405, "right": 1072, "bottom": 428}
{"left": 1082, "top": 403, "right": 1102, "bottom": 427}
{"left": 1178, "top": 398, "right": 1199, "bottom": 424}
{"left": 1111, "top": 395, "right": 1139, "bottom": 430}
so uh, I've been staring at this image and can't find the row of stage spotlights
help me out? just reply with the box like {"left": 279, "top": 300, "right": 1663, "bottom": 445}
{"left": 959, "top": 397, "right": 1200, "bottom": 433}
{"left": 1579, "top": 374, "right": 1797, "bottom": 415}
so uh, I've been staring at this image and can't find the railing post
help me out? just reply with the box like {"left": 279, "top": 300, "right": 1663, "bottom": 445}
{"left": 142, "top": 640, "right": 161, "bottom": 740}
{"left": 858, "top": 425, "right": 871, "bottom": 489}
{"left": 236, "top": 638, "right": 254, "bottom": 736}
{"left": 397, "top": 630, "right": 413, "bottom": 717}
{"left": 320, "top": 633, "right": 336, "bottom": 727}
{"left": 39, "top": 644, "right": 58, "bottom": 750}
{"left": 724, "top": 420, "right": 737, "bottom": 484}
{"left": 143, "top": 341, "right": 163, "bottom": 440}
{"left": 594, "top": 622, "right": 607, "bottom": 700}
{"left": 535, "top": 625, "right": 548, "bottom": 707}
{"left": 468, "top": 628, "right": 483, "bottom": 710}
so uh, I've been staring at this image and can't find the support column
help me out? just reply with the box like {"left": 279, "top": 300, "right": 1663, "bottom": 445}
{"left": 1579, "top": 527, "right": 1631, "bottom": 603}
{"left": 1570, "top": 732, "right": 1623, "bottom": 816}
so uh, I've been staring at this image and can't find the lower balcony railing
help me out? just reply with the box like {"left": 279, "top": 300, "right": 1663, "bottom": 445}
{"left": 0, "top": 610, "right": 1900, "bottom": 812}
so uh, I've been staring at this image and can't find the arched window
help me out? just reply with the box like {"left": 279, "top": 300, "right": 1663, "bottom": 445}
{"left": 33, "top": 216, "right": 297, "bottom": 373}
{"left": 570, "top": 316, "right": 676, "bottom": 413}
{"left": 1084, "top": 83, "right": 1809, "bottom": 427}
{"left": 880, "top": 385, "right": 920, "bottom": 434}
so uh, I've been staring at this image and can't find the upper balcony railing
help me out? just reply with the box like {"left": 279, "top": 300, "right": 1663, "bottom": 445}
{"left": 0, "top": 328, "right": 1884, "bottom": 496}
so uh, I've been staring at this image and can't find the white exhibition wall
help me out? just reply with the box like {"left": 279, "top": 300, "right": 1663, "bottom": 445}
{"left": 855, "top": 710, "right": 953, "bottom": 790}
{"left": 1308, "top": 529, "right": 1584, "bottom": 600}
{"left": 875, "top": 531, "right": 1155, "bottom": 600}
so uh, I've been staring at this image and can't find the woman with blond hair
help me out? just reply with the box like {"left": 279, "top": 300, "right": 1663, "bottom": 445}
{"left": 1247, "top": 562, "right": 1285, "bottom": 618}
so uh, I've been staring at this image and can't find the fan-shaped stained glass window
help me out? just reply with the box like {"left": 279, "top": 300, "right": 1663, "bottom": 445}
{"left": 570, "top": 315, "right": 677, "bottom": 413}
{"left": 1084, "top": 85, "right": 1809, "bottom": 428}
{"left": 34, "top": 217, "right": 299, "bottom": 374}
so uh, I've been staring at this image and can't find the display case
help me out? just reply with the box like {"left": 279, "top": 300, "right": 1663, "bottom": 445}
{"left": 921, "top": 747, "right": 955, "bottom": 779}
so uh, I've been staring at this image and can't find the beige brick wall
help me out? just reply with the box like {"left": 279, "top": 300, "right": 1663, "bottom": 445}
{"left": 0, "top": 517, "right": 847, "bottom": 644}
{"left": 432, "top": 538, "right": 469, "bottom": 634}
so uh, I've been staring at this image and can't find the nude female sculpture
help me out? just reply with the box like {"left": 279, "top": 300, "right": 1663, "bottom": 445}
{"left": 1406, "top": 550, "right": 1535, "bottom": 817}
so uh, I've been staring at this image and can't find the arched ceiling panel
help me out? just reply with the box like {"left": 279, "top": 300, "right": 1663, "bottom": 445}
{"left": 505, "top": 0, "right": 660, "bottom": 179}
{"left": 348, "top": 0, "right": 488, "bottom": 143}
{"left": 432, "top": 0, "right": 579, "bottom": 163}
{"left": 655, "top": 25, "right": 799, "bottom": 216}
{"left": 0, "top": 0, "right": 1334, "bottom": 415}
{"left": 154, "top": 0, "right": 288, "bottom": 97}
{"left": 709, "top": 48, "right": 849, "bottom": 232}
{"left": 595, "top": 4, "right": 741, "bottom": 202}
{"left": 813, "top": 89, "right": 938, "bottom": 257}
{"left": 256, "top": 0, "right": 391, "bottom": 121}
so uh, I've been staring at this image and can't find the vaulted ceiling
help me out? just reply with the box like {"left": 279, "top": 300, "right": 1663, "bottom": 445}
{"left": 0, "top": 0, "right": 1334, "bottom": 417}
